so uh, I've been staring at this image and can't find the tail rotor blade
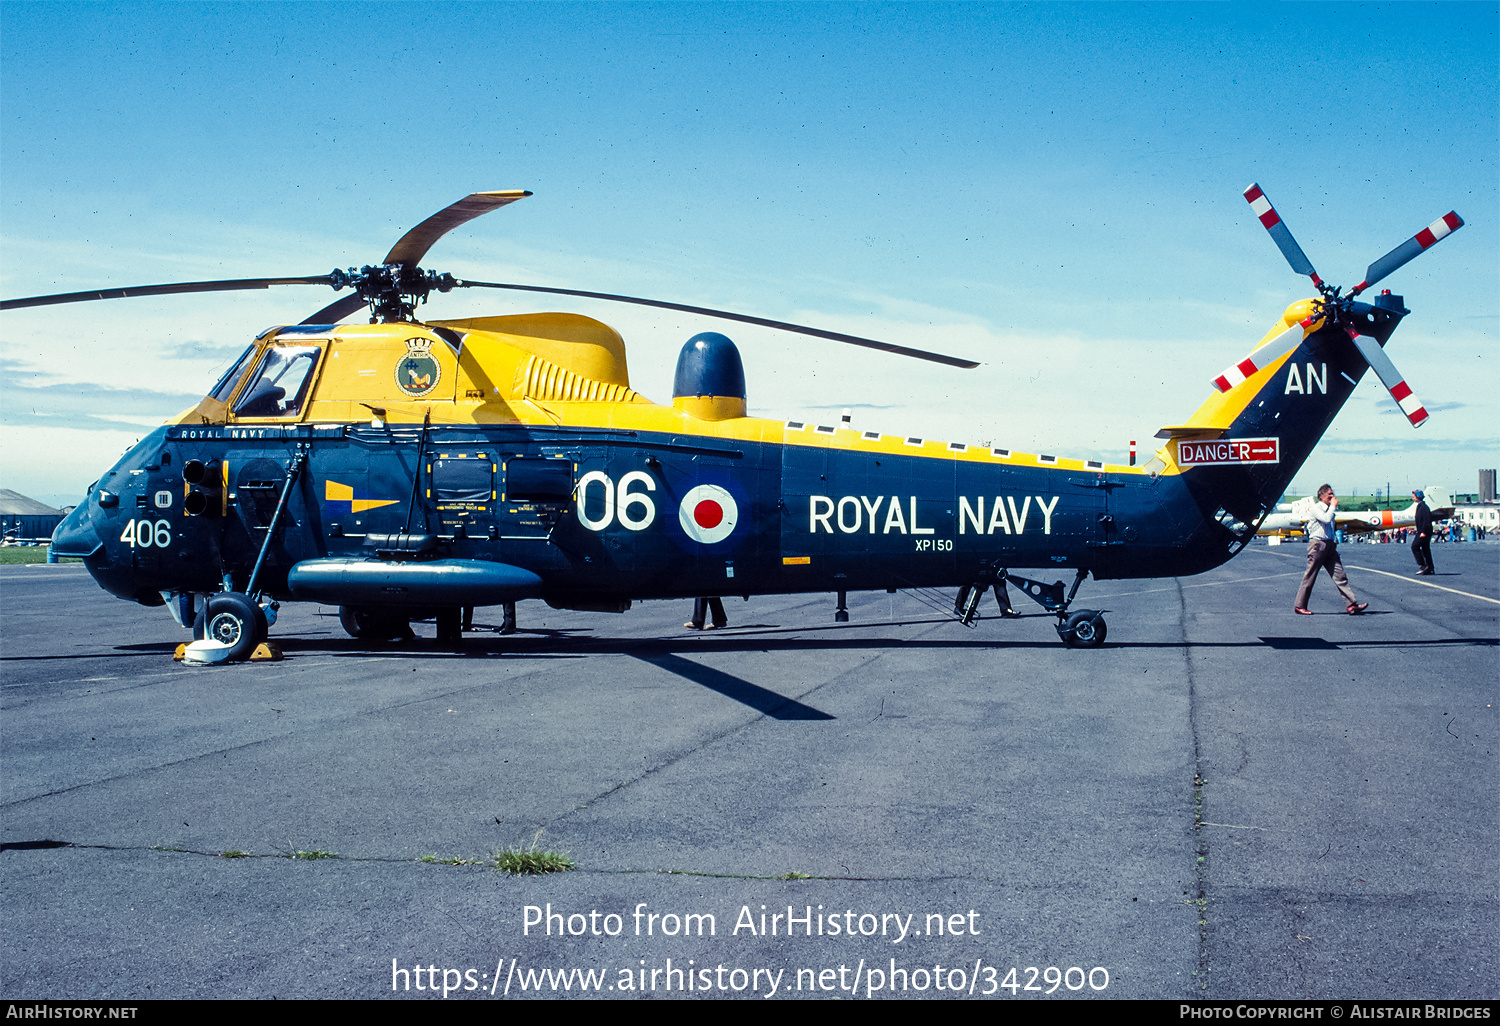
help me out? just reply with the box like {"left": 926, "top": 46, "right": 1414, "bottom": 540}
{"left": 1244, "top": 183, "right": 1325, "bottom": 289}
{"left": 1211, "top": 317, "right": 1317, "bottom": 393}
{"left": 1345, "top": 328, "right": 1428, "bottom": 427}
{"left": 1350, "top": 212, "right": 1463, "bottom": 297}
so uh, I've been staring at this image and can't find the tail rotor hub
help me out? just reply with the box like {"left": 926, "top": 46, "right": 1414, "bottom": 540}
{"left": 1233, "top": 182, "right": 1463, "bottom": 428}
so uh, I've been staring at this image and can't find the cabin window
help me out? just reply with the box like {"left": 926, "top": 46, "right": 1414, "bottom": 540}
{"left": 505, "top": 458, "right": 574, "bottom": 502}
{"left": 232, "top": 346, "right": 321, "bottom": 419}
{"left": 209, "top": 345, "right": 259, "bottom": 403}
{"left": 432, "top": 456, "right": 495, "bottom": 506}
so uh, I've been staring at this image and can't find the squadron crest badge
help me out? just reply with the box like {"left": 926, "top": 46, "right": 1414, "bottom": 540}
{"left": 395, "top": 337, "right": 441, "bottom": 398}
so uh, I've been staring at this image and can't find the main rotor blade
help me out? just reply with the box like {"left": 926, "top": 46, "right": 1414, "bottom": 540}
{"left": 383, "top": 190, "right": 532, "bottom": 267}
{"left": 297, "top": 190, "right": 533, "bottom": 324}
{"left": 1, "top": 275, "right": 335, "bottom": 311}
{"left": 452, "top": 279, "right": 979, "bottom": 369}
{"left": 1349, "top": 211, "right": 1463, "bottom": 297}
{"left": 1243, "top": 183, "right": 1326, "bottom": 290}
{"left": 301, "top": 293, "right": 369, "bottom": 325}
{"left": 1345, "top": 328, "right": 1428, "bottom": 427}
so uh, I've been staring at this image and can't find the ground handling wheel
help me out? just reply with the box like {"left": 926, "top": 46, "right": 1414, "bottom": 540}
{"left": 339, "top": 605, "right": 372, "bottom": 639}
{"left": 339, "top": 605, "right": 415, "bottom": 641}
{"left": 192, "top": 592, "right": 268, "bottom": 662}
{"left": 1059, "top": 609, "right": 1107, "bottom": 648}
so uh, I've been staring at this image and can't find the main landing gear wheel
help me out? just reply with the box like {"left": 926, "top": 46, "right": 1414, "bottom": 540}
{"left": 193, "top": 592, "right": 268, "bottom": 662}
{"left": 339, "top": 605, "right": 416, "bottom": 641}
{"left": 339, "top": 605, "right": 373, "bottom": 639}
{"left": 436, "top": 607, "right": 463, "bottom": 644}
{"left": 1060, "top": 610, "right": 1107, "bottom": 648}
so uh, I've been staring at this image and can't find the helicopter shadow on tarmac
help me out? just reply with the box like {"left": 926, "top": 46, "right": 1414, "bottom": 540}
{"left": 9, "top": 624, "right": 1491, "bottom": 672}
{"left": 112, "top": 622, "right": 1500, "bottom": 725}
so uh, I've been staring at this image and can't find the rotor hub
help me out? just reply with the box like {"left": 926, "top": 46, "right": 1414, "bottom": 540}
{"left": 329, "top": 264, "right": 456, "bottom": 322}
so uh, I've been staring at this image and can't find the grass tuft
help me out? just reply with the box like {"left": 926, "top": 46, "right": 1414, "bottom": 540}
{"left": 219, "top": 850, "right": 249, "bottom": 859}
{"left": 777, "top": 871, "right": 812, "bottom": 880}
{"left": 288, "top": 847, "right": 337, "bottom": 860}
{"left": 492, "top": 830, "right": 575, "bottom": 875}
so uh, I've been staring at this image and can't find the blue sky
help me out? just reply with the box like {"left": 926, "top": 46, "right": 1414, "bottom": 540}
{"left": 2, "top": 1, "right": 1496, "bottom": 508}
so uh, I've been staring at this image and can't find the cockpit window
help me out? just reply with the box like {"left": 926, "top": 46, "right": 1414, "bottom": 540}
{"left": 208, "top": 345, "right": 259, "bottom": 403}
{"left": 232, "top": 345, "right": 322, "bottom": 419}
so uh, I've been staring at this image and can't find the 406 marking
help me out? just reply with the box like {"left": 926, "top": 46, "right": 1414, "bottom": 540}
{"left": 120, "top": 518, "right": 173, "bottom": 548}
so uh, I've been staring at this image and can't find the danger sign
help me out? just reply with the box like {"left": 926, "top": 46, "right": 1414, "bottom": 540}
{"left": 1178, "top": 437, "right": 1279, "bottom": 467}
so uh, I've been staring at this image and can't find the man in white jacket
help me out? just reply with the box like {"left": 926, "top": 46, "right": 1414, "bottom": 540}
{"left": 1293, "top": 485, "right": 1369, "bottom": 615}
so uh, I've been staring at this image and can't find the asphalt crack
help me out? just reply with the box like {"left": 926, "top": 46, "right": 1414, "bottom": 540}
{"left": 1179, "top": 577, "right": 1213, "bottom": 996}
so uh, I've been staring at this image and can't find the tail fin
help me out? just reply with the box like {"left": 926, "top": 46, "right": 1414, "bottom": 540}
{"left": 1150, "top": 294, "right": 1409, "bottom": 535}
{"left": 1424, "top": 486, "right": 1453, "bottom": 517}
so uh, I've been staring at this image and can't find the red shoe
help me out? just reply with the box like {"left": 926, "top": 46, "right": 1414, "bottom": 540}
{"left": 1294, "top": 607, "right": 1314, "bottom": 615}
{"left": 1347, "top": 603, "right": 1368, "bottom": 615}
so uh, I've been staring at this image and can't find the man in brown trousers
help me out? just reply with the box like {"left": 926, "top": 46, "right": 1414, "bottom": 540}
{"left": 1294, "top": 485, "right": 1369, "bottom": 615}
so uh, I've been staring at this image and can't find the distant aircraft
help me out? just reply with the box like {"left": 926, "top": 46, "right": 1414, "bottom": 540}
{"left": 1258, "top": 487, "right": 1453, "bottom": 537}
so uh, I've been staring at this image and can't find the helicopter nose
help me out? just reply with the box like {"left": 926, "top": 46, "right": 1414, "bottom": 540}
{"left": 49, "top": 502, "right": 104, "bottom": 559}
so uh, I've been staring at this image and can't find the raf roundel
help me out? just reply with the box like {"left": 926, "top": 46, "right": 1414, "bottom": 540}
{"left": 678, "top": 484, "right": 738, "bottom": 545}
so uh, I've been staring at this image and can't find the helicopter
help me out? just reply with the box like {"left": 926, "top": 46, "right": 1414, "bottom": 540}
{"left": 4, "top": 185, "right": 1463, "bottom": 657}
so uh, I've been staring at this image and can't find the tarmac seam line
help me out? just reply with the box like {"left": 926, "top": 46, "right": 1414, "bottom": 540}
{"left": 536, "top": 624, "right": 938, "bottom": 846}
{"left": 1097, "top": 571, "right": 1302, "bottom": 600}
{"left": 0, "top": 663, "right": 587, "bottom": 809}
{"left": 0, "top": 841, "right": 979, "bottom": 883}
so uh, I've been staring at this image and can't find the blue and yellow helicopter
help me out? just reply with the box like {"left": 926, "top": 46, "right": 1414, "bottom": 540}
{"left": 4, "top": 186, "right": 1462, "bottom": 657}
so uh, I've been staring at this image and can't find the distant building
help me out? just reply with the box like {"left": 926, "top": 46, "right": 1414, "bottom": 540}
{"left": 1452, "top": 504, "right": 1499, "bottom": 533}
{"left": 0, "top": 489, "right": 64, "bottom": 544}
{"left": 1480, "top": 469, "right": 1497, "bottom": 504}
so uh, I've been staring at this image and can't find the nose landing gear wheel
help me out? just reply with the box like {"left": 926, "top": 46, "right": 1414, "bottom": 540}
{"left": 192, "top": 593, "right": 268, "bottom": 662}
{"left": 1060, "top": 609, "right": 1107, "bottom": 648}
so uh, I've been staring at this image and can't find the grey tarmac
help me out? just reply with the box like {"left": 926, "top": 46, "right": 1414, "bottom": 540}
{"left": 1, "top": 541, "right": 1495, "bottom": 1000}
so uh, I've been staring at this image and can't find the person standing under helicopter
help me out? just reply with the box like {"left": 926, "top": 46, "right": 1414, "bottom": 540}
{"left": 685, "top": 596, "right": 727, "bottom": 630}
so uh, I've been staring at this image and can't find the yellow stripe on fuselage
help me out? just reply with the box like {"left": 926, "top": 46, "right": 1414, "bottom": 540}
{"left": 165, "top": 307, "right": 1325, "bottom": 484}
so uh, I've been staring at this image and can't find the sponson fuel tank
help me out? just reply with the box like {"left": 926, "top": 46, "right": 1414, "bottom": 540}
{"left": 287, "top": 558, "right": 543, "bottom": 606}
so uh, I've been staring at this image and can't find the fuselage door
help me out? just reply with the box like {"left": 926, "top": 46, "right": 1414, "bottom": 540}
{"left": 499, "top": 456, "right": 575, "bottom": 542}
{"left": 428, "top": 452, "right": 498, "bottom": 541}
